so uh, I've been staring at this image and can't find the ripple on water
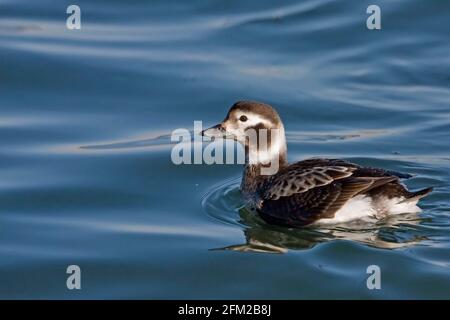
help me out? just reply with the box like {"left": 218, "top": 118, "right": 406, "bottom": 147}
{"left": 80, "top": 133, "right": 173, "bottom": 151}
{"left": 201, "top": 177, "right": 245, "bottom": 228}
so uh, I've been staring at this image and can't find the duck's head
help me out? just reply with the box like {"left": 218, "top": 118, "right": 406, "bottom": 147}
{"left": 201, "top": 100, "right": 287, "bottom": 166}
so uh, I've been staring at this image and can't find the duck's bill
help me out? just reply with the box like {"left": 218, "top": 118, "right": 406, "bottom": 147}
{"left": 201, "top": 123, "right": 233, "bottom": 139}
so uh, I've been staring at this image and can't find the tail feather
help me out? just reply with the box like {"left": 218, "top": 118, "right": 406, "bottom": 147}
{"left": 402, "top": 187, "right": 433, "bottom": 203}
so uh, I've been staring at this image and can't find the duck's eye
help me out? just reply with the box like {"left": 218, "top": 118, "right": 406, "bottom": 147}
{"left": 239, "top": 115, "right": 248, "bottom": 122}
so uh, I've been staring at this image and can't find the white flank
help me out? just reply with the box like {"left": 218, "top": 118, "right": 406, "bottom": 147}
{"left": 313, "top": 195, "right": 422, "bottom": 225}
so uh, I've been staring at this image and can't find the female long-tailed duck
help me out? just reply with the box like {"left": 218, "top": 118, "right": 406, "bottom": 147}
{"left": 202, "top": 101, "right": 432, "bottom": 227}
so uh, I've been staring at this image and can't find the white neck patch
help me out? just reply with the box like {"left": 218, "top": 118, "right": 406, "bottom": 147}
{"left": 246, "top": 125, "right": 287, "bottom": 175}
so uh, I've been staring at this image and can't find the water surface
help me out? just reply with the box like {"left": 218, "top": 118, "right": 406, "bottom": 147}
{"left": 0, "top": 0, "right": 449, "bottom": 299}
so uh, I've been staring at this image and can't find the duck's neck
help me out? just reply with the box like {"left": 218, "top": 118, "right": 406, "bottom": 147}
{"left": 241, "top": 129, "right": 288, "bottom": 199}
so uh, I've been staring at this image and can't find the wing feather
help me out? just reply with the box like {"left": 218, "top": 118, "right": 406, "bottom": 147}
{"left": 263, "top": 166, "right": 356, "bottom": 200}
{"left": 254, "top": 157, "right": 410, "bottom": 227}
{"left": 258, "top": 176, "right": 398, "bottom": 227}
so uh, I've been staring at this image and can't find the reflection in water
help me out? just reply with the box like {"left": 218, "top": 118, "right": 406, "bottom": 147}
{"left": 204, "top": 182, "right": 428, "bottom": 254}
{"left": 80, "top": 133, "right": 173, "bottom": 150}
{"left": 79, "top": 129, "right": 387, "bottom": 151}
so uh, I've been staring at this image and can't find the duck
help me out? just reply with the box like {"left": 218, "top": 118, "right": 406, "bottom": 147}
{"left": 201, "top": 100, "right": 433, "bottom": 227}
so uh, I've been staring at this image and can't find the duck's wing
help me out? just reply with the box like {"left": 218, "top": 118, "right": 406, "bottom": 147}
{"left": 258, "top": 162, "right": 397, "bottom": 226}
{"left": 352, "top": 166, "right": 413, "bottom": 179}
{"left": 262, "top": 165, "right": 356, "bottom": 200}
{"left": 290, "top": 158, "right": 413, "bottom": 179}
{"left": 289, "top": 158, "right": 413, "bottom": 179}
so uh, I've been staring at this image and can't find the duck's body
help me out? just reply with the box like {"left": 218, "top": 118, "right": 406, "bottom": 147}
{"left": 202, "top": 101, "right": 432, "bottom": 227}
{"left": 242, "top": 158, "right": 431, "bottom": 227}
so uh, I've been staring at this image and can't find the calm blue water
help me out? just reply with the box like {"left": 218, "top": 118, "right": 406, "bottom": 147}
{"left": 0, "top": 0, "right": 449, "bottom": 299}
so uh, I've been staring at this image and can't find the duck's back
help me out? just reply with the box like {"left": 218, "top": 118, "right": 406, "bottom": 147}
{"left": 253, "top": 158, "right": 432, "bottom": 227}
